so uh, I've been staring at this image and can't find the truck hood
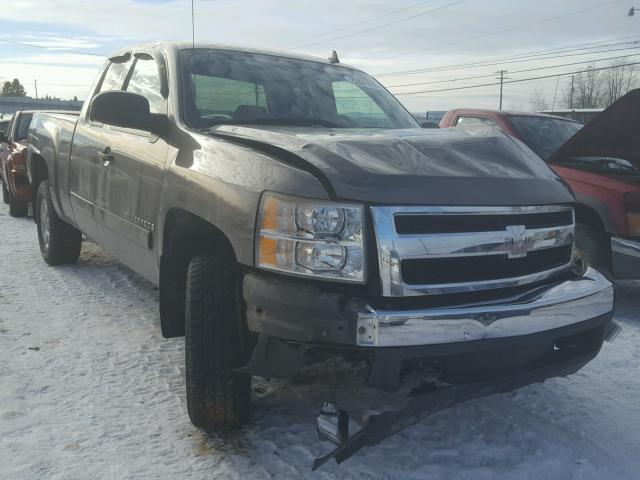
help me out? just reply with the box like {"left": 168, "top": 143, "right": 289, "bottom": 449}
{"left": 210, "top": 125, "right": 574, "bottom": 205}
{"left": 549, "top": 88, "right": 640, "bottom": 169}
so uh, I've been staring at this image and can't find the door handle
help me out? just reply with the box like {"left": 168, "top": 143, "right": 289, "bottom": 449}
{"left": 98, "top": 146, "right": 114, "bottom": 167}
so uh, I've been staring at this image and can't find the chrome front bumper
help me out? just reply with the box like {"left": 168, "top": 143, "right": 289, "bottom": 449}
{"left": 356, "top": 268, "right": 613, "bottom": 347}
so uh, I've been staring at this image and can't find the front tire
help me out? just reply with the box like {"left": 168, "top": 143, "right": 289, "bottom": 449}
{"left": 575, "top": 223, "right": 610, "bottom": 274}
{"left": 36, "top": 180, "right": 82, "bottom": 265}
{"left": 185, "top": 254, "right": 251, "bottom": 432}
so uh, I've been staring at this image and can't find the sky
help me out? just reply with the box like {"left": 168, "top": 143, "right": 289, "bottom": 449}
{"left": 0, "top": 0, "right": 638, "bottom": 113}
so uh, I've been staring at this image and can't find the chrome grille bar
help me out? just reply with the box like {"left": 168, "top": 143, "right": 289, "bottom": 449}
{"left": 371, "top": 205, "right": 575, "bottom": 297}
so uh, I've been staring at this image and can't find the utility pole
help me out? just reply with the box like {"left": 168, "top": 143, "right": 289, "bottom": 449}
{"left": 569, "top": 75, "right": 575, "bottom": 109}
{"left": 495, "top": 70, "right": 508, "bottom": 110}
{"left": 34, "top": 79, "right": 38, "bottom": 99}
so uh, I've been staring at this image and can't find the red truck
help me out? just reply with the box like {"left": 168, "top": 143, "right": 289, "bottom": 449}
{"left": 0, "top": 111, "right": 33, "bottom": 217}
{"left": 440, "top": 90, "right": 640, "bottom": 278}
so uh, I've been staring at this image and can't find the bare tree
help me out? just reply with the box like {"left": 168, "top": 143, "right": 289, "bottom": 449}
{"left": 563, "top": 66, "right": 603, "bottom": 109}
{"left": 529, "top": 86, "right": 549, "bottom": 111}
{"left": 602, "top": 58, "right": 638, "bottom": 107}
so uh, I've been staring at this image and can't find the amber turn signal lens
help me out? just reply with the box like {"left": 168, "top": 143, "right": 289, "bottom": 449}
{"left": 260, "top": 196, "right": 279, "bottom": 231}
{"left": 259, "top": 237, "right": 278, "bottom": 266}
{"left": 627, "top": 213, "right": 640, "bottom": 237}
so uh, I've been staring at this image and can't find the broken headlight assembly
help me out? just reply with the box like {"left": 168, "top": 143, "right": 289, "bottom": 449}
{"left": 256, "top": 192, "right": 365, "bottom": 282}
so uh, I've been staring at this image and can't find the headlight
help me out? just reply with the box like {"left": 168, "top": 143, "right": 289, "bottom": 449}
{"left": 256, "top": 192, "right": 365, "bottom": 282}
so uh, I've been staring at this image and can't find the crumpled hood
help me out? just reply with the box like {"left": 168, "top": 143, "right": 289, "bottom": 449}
{"left": 211, "top": 125, "right": 574, "bottom": 205}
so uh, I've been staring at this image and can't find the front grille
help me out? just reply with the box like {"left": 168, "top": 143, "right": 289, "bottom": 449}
{"left": 371, "top": 205, "right": 575, "bottom": 297}
{"left": 402, "top": 244, "right": 573, "bottom": 285}
{"left": 395, "top": 210, "right": 573, "bottom": 234}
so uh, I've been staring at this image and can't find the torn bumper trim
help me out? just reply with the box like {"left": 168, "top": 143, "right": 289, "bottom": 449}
{"left": 356, "top": 268, "right": 613, "bottom": 347}
{"left": 312, "top": 348, "right": 599, "bottom": 470}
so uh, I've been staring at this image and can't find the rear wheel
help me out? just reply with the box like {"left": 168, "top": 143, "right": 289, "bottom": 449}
{"left": 8, "top": 191, "right": 28, "bottom": 217}
{"left": 185, "top": 253, "right": 251, "bottom": 431}
{"left": 1, "top": 181, "right": 9, "bottom": 204}
{"left": 36, "top": 180, "right": 82, "bottom": 265}
{"left": 575, "top": 223, "right": 610, "bottom": 275}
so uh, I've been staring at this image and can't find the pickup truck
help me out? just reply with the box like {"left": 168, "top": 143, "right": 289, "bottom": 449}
{"left": 27, "top": 42, "right": 616, "bottom": 465}
{"left": 440, "top": 98, "right": 640, "bottom": 279}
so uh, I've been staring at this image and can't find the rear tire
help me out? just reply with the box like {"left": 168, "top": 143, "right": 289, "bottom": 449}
{"left": 185, "top": 253, "right": 251, "bottom": 432}
{"left": 575, "top": 223, "right": 610, "bottom": 274}
{"left": 2, "top": 182, "right": 9, "bottom": 204}
{"left": 36, "top": 180, "right": 82, "bottom": 265}
{"left": 8, "top": 190, "right": 28, "bottom": 217}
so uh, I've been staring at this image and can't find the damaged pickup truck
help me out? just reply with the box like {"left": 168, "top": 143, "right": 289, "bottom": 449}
{"left": 27, "top": 43, "right": 617, "bottom": 467}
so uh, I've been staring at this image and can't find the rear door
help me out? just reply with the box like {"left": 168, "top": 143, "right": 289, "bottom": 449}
{"left": 69, "top": 54, "right": 133, "bottom": 240}
{"left": 93, "top": 51, "right": 169, "bottom": 282}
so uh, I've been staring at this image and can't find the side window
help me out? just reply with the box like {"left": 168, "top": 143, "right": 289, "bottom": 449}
{"left": 455, "top": 116, "right": 498, "bottom": 127}
{"left": 98, "top": 60, "right": 131, "bottom": 93}
{"left": 15, "top": 114, "right": 33, "bottom": 140}
{"left": 193, "top": 75, "right": 267, "bottom": 119}
{"left": 332, "top": 81, "right": 390, "bottom": 128}
{"left": 126, "top": 57, "right": 166, "bottom": 114}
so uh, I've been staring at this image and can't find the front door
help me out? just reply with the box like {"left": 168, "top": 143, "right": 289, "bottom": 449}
{"left": 93, "top": 53, "right": 169, "bottom": 282}
{"left": 69, "top": 55, "right": 133, "bottom": 241}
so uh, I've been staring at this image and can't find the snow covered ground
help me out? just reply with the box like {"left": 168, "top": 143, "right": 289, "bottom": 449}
{"left": 1, "top": 200, "right": 639, "bottom": 480}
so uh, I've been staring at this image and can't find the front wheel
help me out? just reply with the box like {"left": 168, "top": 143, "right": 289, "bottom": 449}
{"left": 574, "top": 223, "right": 610, "bottom": 275}
{"left": 185, "top": 254, "right": 251, "bottom": 431}
{"left": 36, "top": 180, "right": 82, "bottom": 265}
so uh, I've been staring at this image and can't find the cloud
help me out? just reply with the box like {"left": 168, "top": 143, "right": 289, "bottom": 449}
{"left": 0, "top": 0, "right": 636, "bottom": 108}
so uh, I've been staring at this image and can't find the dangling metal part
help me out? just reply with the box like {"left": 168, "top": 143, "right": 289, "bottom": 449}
{"left": 316, "top": 400, "right": 350, "bottom": 445}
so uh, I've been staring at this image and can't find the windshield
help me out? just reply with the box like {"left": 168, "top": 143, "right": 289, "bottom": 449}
{"left": 509, "top": 115, "right": 583, "bottom": 161}
{"left": 179, "top": 49, "right": 418, "bottom": 130}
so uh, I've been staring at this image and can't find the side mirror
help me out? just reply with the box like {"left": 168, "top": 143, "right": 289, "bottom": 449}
{"left": 89, "top": 90, "right": 166, "bottom": 135}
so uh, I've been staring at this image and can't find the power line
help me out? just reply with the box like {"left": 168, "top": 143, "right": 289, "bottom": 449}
{"left": 285, "top": 0, "right": 468, "bottom": 51}
{"left": 376, "top": 36, "right": 640, "bottom": 77}
{"left": 394, "top": 60, "right": 640, "bottom": 95}
{"left": 0, "top": 39, "right": 106, "bottom": 57}
{"left": 275, "top": 0, "right": 436, "bottom": 48}
{"left": 371, "top": 0, "right": 626, "bottom": 62}
{"left": 385, "top": 50, "right": 640, "bottom": 88}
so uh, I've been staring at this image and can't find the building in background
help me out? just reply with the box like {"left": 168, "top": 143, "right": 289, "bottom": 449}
{"left": 541, "top": 108, "right": 603, "bottom": 124}
{"left": 0, "top": 96, "right": 82, "bottom": 115}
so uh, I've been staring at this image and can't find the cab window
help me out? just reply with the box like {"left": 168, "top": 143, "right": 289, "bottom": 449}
{"left": 98, "top": 59, "right": 132, "bottom": 93}
{"left": 126, "top": 57, "right": 166, "bottom": 114}
{"left": 456, "top": 116, "right": 498, "bottom": 127}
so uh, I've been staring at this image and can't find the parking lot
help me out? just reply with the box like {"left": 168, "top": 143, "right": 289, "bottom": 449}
{"left": 0, "top": 198, "right": 639, "bottom": 479}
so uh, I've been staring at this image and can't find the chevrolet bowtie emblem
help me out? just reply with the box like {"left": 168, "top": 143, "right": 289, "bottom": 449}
{"left": 504, "top": 225, "right": 531, "bottom": 258}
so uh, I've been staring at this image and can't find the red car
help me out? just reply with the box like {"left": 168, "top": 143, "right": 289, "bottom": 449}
{"left": 0, "top": 110, "right": 34, "bottom": 217}
{"left": 440, "top": 90, "right": 640, "bottom": 278}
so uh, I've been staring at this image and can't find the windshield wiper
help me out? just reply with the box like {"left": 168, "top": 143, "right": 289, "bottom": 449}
{"left": 207, "top": 118, "right": 342, "bottom": 128}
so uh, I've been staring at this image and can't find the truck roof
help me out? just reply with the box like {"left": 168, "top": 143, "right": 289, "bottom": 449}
{"left": 108, "top": 41, "right": 363, "bottom": 72}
